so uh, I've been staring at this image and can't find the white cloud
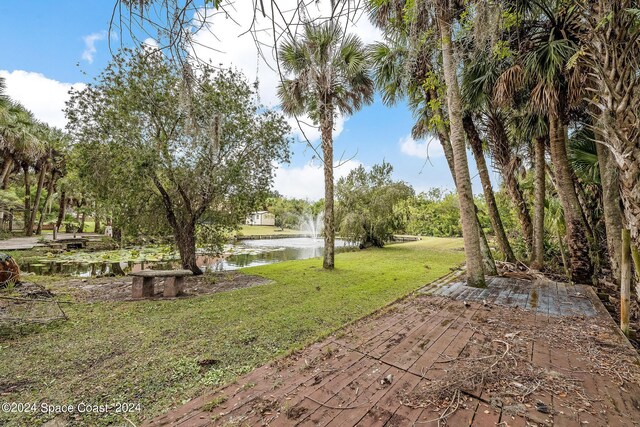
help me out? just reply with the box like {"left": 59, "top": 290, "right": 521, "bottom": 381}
{"left": 0, "top": 70, "right": 85, "bottom": 129}
{"left": 189, "top": 2, "right": 379, "bottom": 142}
{"left": 399, "top": 135, "right": 445, "bottom": 160}
{"left": 273, "top": 159, "right": 362, "bottom": 200}
{"left": 285, "top": 114, "right": 346, "bottom": 143}
{"left": 143, "top": 37, "right": 159, "bottom": 49}
{"left": 82, "top": 31, "right": 107, "bottom": 64}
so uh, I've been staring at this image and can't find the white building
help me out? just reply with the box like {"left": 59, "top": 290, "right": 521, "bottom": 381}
{"left": 245, "top": 211, "right": 276, "bottom": 226}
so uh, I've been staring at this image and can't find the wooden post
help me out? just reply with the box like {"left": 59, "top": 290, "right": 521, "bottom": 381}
{"left": 53, "top": 225, "right": 57, "bottom": 241}
{"left": 621, "top": 229, "right": 631, "bottom": 336}
{"left": 8, "top": 209, "right": 13, "bottom": 232}
{"left": 631, "top": 244, "right": 640, "bottom": 283}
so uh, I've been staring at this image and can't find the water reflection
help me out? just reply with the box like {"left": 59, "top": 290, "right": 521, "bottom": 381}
{"left": 21, "top": 238, "right": 353, "bottom": 277}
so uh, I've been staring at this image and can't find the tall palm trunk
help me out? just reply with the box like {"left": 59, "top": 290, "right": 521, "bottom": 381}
{"left": 56, "top": 191, "right": 66, "bottom": 230}
{"left": 437, "top": 121, "right": 496, "bottom": 273}
{"left": 618, "top": 153, "right": 640, "bottom": 258}
{"left": 531, "top": 136, "right": 546, "bottom": 269}
{"left": 595, "top": 139, "right": 623, "bottom": 284}
{"left": 320, "top": 103, "right": 335, "bottom": 270}
{"left": 36, "top": 172, "right": 56, "bottom": 235}
{"left": 476, "top": 207, "right": 498, "bottom": 275}
{"left": 585, "top": 1, "right": 640, "bottom": 261}
{"left": 22, "top": 163, "right": 31, "bottom": 236}
{"left": 463, "top": 114, "right": 516, "bottom": 263}
{"left": 2, "top": 163, "right": 12, "bottom": 189}
{"left": 27, "top": 162, "right": 47, "bottom": 236}
{"left": 439, "top": 12, "right": 485, "bottom": 287}
{"left": 548, "top": 114, "right": 593, "bottom": 282}
{"left": 0, "top": 157, "right": 13, "bottom": 188}
{"left": 488, "top": 115, "right": 533, "bottom": 253}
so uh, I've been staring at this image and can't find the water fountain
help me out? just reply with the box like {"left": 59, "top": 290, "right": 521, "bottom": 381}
{"left": 299, "top": 212, "right": 324, "bottom": 239}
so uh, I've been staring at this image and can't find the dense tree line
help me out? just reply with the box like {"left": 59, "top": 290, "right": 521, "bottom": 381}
{"left": 4, "top": 0, "right": 640, "bottom": 296}
{"left": 362, "top": 0, "right": 640, "bottom": 290}
{"left": 0, "top": 77, "right": 80, "bottom": 236}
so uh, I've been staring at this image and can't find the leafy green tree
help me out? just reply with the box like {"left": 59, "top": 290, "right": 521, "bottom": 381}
{"left": 369, "top": 0, "right": 488, "bottom": 286}
{"left": 277, "top": 21, "right": 374, "bottom": 269}
{"left": 494, "top": 0, "right": 593, "bottom": 282}
{"left": 403, "top": 189, "right": 463, "bottom": 237}
{"left": 266, "top": 197, "right": 310, "bottom": 230}
{"left": 336, "top": 162, "right": 413, "bottom": 247}
{"left": 66, "top": 48, "right": 291, "bottom": 274}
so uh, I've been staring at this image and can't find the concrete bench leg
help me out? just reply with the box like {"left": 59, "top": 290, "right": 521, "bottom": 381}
{"left": 132, "top": 276, "right": 155, "bottom": 298}
{"left": 163, "top": 276, "right": 184, "bottom": 297}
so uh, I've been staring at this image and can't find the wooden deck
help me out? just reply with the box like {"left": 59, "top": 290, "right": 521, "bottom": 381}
{"left": 146, "top": 276, "right": 640, "bottom": 426}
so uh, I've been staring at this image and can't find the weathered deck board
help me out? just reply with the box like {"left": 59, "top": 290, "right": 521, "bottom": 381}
{"left": 145, "top": 277, "right": 640, "bottom": 427}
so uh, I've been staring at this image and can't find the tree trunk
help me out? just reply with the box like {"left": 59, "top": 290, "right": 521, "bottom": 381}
{"left": 23, "top": 163, "right": 31, "bottom": 236}
{"left": 439, "top": 118, "right": 495, "bottom": 273}
{"left": 476, "top": 209, "right": 498, "bottom": 275}
{"left": 439, "top": 13, "right": 485, "bottom": 287}
{"left": 320, "top": 105, "right": 335, "bottom": 270}
{"left": 615, "top": 146, "right": 640, "bottom": 272}
{"left": 487, "top": 115, "right": 533, "bottom": 254}
{"left": 175, "top": 221, "right": 202, "bottom": 275}
{"left": 56, "top": 191, "right": 66, "bottom": 230}
{"left": 0, "top": 157, "right": 13, "bottom": 189}
{"left": 36, "top": 172, "right": 56, "bottom": 235}
{"left": 596, "top": 140, "right": 623, "bottom": 284}
{"left": 585, "top": 1, "right": 640, "bottom": 267}
{"left": 151, "top": 174, "right": 202, "bottom": 275}
{"left": 621, "top": 229, "right": 631, "bottom": 335}
{"left": 28, "top": 163, "right": 47, "bottom": 236}
{"left": 94, "top": 216, "right": 101, "bottom": 233}
{"left": 463, "top": 114, "right": 516, "bottom": 263}
{"left": 531, "top": 136, "right": 546, "bottom": 269}
{"left": 79, "top": 211, "right": 86, "bottom": 233}
{"left": 548, "top": 114, "right": 593, "bottom": 283}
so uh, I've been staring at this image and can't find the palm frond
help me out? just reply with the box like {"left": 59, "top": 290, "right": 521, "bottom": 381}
{"left": 568, "top": 127, "right": 600, "bottom": 184}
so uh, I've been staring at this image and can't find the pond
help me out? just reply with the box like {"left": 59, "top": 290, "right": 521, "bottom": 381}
{"left": 20, "top": 238, "right": 355, "bottom": 277}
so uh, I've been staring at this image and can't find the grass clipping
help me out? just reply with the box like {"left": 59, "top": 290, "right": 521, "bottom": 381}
{"left": 398, "top": 305, "right": 640, "bottom": 425}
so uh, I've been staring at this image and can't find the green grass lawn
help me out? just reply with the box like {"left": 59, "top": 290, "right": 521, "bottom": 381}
{"left": 237, "top": 224, "right": 301, "bottom": 236}
{"left": 0, "top": 237, "right": 463, "bottom": 426}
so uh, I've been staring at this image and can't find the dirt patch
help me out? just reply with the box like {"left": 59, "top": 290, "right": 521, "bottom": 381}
{"left": 41, "top": 271, "right": 272, "bottom": 303}
{"left": 0, "top": 379, "right": 33, "bottom": 394}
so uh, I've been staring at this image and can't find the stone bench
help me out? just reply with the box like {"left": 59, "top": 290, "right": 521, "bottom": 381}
{"left": 129, "top": 269, "right": 193, "bottom": 298}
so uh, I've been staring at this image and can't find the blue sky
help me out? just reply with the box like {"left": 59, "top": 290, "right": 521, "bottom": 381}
{"left": 0, "top": 1, "right": 493, "bottom": 200}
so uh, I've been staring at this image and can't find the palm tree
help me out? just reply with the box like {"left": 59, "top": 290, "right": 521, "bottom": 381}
{"left": 495, "top": 0, "right": 593, "bottom": 282}
{"left": 580, "top": 1, "right": 640, "bottom": 256}
{"left": 461, "top": 51, "right": 521, "bottom": 263}
{"left": 0, "top": 103, "right": 42, "bottom": 186}
{"left": 510, "top": 112, "right": 549, "bottom": 270}
{"left": 36, "top": 128, "right": 67, "bottom": 235}
{"left": 26, "top": 124, "right": 63, "bottom": 236}
{"left": 277, "top": 21, "right": 374, "bottom": 269}
{"left": 438, "top": 5, "right": 486, "bottom": 287}
{"left": 368, "top": 0, "right": 488, "bottom": 286}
